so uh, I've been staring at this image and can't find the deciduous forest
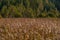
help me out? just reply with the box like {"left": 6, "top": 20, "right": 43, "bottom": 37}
{"left": 0, "top": 0, "right": 60, "bottom": 18}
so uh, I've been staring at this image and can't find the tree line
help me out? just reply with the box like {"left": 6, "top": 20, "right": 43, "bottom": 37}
{"left": 0, "top": 0, "right": 60, "bottom": 18}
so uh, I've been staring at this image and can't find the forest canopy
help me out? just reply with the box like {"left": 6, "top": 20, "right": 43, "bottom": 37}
{"left": 0, "top": 0, "right": 60, "bottom": 18}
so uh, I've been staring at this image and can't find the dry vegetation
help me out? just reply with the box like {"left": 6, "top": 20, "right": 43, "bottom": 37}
{"left": 0, "top": 18, "right": 59, "bottom": 40}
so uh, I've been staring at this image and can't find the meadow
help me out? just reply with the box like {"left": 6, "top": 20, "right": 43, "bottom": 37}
{"left": 0, "top": 18, "right": 60, "bottom": 40}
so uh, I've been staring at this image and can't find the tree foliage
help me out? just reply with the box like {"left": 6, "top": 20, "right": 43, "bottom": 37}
{"left": 0, "top": 0, "right": 60, "bottom": 18}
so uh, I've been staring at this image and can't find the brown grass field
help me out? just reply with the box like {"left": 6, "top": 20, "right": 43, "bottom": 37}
{"left": 0, "top": 18, "right": 60, "bottom": 40}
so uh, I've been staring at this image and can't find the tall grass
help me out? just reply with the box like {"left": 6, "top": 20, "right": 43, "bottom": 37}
{"left": 0, "top": 18, "right": 59, "bottom": 40}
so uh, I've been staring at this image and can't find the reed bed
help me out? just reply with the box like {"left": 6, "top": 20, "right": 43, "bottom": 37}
{"left": 0, "top": 18, "right": 59, "bottom": 40}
